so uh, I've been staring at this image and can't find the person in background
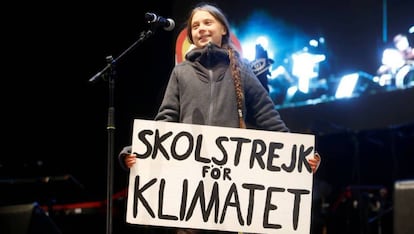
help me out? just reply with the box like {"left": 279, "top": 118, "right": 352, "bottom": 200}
{"left": 120, "top": 3, "right": 321, "bottom": 234}
{"left": 393, "top": 34, "right": 414, "bottom": 88}
{"left": 249, "top": 44, "right": 274, "bottom": 93}
{"left": 377, "top": 33, "right": 414, "bottom": 88}
{"left": 393, "top": 33, "right": 414, "bottom": 61}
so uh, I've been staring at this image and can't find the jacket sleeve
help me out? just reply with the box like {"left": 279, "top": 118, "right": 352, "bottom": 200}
{"left": 118, "top": 145, "right": 132, "bottom": 171}
{"left": 241, "top": 63, "right": 290, "bottom": 132}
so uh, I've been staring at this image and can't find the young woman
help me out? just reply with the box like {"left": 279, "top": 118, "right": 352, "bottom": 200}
{"left": 120, "top": 3, "right": 321, "bottom": 233}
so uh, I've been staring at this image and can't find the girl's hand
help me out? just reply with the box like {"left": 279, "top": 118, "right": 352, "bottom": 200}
{"left": 124, "top": 154, "right": 137, "bottom": 168}
{"left": 307, "top": 153, "right": 321, "bottom": 173}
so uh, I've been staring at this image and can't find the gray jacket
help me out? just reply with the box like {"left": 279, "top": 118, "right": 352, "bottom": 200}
{"left": 155, "top": 43, "right": 289, "bottom": 132}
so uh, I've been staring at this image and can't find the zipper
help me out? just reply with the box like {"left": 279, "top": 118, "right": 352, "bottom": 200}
{"left": 208, "top": 69, "right": 214, "bottom": 125}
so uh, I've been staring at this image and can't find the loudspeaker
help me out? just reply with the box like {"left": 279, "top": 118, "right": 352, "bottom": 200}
{"left": 0, "top": 202, "right": 61, "bottom": 234}
{"left": 393, "top": 179, "right": 414, "bottom": 234}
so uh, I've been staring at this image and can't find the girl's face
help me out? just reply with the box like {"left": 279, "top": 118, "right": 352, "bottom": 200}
{"left": 190, "top": 10, "right": 227, "bottom": 48}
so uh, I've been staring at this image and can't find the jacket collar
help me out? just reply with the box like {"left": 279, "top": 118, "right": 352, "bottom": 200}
{"left": 185, "top": 42, "right": 229, "bottom": 67}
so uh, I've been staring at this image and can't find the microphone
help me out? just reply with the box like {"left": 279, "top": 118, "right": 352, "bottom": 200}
{"left": 145, "top": 12, "right": 175, "bottom": 31}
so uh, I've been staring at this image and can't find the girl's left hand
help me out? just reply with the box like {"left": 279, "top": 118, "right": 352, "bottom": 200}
{"left": 307, "top": 152, "right": 321, "bottom": 173}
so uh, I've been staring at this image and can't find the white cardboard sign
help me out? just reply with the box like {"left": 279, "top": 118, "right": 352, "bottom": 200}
{"left": 126, "top": 119, "right": 315, "bottom": 233}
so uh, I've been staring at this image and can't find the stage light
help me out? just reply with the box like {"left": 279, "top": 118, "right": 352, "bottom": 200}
{"left": 309, "top": 39, "right": 319, "bottom": 47}
{"left": 335, "top": 71, "right": 378, "bottom": 99}
{"left": 409, "top": 25, "right": 414, "bottom": 34}
{"left": 291, "top": 49, "right": 326, "bottom": 93}
{"left": 335, "top": 73, "right": 359, "bottom": 99}
{"left": 240, "top": 35, "right": 273, "bottom": 61}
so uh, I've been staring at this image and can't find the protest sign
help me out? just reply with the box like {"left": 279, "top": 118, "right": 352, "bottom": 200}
{"left": 126, "top": 119, "right": 315, "bottom": 233}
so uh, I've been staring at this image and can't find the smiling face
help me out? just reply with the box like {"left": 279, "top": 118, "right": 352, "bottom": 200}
{"left": 190, "top": 10, "right": 227, "bottom": 48}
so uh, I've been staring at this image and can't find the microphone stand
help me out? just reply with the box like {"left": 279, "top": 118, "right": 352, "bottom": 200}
{"left": 89, "top": 27, "right": 157, "bottom": 234}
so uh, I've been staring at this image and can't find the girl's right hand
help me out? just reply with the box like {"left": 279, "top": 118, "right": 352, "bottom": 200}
{"left": 124, "top": 154, "right": 137, "bottom": 168}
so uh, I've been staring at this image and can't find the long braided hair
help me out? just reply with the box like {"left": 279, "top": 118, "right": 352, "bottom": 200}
{"left": 186, "top": 3, "right": 246, "bottom": 128}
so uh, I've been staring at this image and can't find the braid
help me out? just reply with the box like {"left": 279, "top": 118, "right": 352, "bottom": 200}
{"left": 227, "top": 47, "right": 246, "bottom": 129}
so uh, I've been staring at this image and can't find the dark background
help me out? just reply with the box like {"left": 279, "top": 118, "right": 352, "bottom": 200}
{"left": 2, "top": 0, "right": 414, "bottom": 233}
